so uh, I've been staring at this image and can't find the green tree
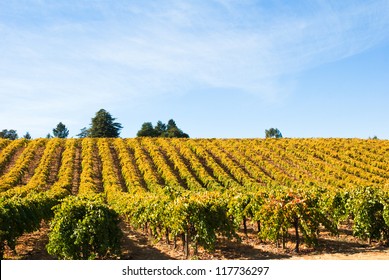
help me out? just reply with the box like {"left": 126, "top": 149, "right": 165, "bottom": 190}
{"left": 164, "top": 119, "right": 189, "bottom": 138}
{"left": 265, "top": 128, "right": 282, "bottom": 139}
{"left": 23, "top": 132, "right": 32, "bottom": 139}
{"left": 0, "top": 129, "right": 18, "bottom": 140}
{"left": 77, "top": 127, "right": 90, "bottom": 138}
{"left": 166, "top": 119, "right": 177, "bottom": 131}
{"left": 88, "top": 109, "right": 122, "bottom": 138}
{"left": 137, "top": 122, "right": 157, "bottom": 137}
{"left": 136, "top": 119, "right": 189, "bottom": 138}
{"left": 154, "top": 121, "right": 167, "bottom": 136}
{"left": 53, "top": 122, "right": 69, "bottom": 138}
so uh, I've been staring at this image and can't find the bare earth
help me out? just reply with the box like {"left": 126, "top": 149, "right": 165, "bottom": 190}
{"left": 3, "top": 221, "right": 389, "bottom": 260}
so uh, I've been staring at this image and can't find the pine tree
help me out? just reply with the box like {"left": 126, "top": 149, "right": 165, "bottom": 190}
{"left": 88, "top": 109, "right": 122, "bottom": 138}
{"left": 53, "top": 122, "right": 69, "bottom": 138}
{"left": 163, "top": 119, "right": 189, "bottom": 138}
{"left": 77, "top": 127, "right": 90, "bottom": 138}
{"left": 23, "top": 132, "right": 32, "bottom": 139}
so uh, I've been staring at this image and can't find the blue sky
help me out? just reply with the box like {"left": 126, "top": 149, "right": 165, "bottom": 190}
{"left": 1, "top": 0, "right": 388, "bottom": 139}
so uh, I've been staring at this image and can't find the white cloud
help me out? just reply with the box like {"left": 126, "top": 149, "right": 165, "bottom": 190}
{"left": 82, "top": 0, "right": 389, "bottom": 99}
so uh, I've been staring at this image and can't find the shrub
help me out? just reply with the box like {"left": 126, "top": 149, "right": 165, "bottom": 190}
{"left": 47, "top": 196, "right": 122, "bottom": 259}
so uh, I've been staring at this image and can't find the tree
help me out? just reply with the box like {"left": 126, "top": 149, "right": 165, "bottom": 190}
{"left": 265, "top": 128, "right": 282, "bottom": 139}
{"left": 163, "top": 119, "right": 189, "bottom": 138}
{"left": 136, "top": 119, "right": 189, "bottom": 138}
{"left": 166, "top": 119, "right": 177, "bottom": 130}
{"left": 77, "top": 127, "right": 89, "bottom": 138}
{"left": 154, "top": 121, "right": 167, "bottom": 136}
{"left": 53, "top": 122, "right": 69, "bottom": 138}
{"left": 0, "top": 129, "right": 18, "bottom": 140}
{"left": 23, "top": 132, "right": 32, "bottom": 139}
{"left": 88, "top": 109, "right": 122, "bottom": 138}
{"left": 137, "top": 122, "right": 158, "bottom": 137}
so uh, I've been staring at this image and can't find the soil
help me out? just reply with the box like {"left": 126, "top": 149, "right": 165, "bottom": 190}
{"left": 3, "top": 221, "right": 389, "bottom": 260}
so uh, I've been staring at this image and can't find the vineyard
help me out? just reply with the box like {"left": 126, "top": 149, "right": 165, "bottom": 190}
{"left": 1, "top": 137, "right": 389, "bottom": 259}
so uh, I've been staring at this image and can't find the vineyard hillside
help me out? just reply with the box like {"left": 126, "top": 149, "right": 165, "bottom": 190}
{"left": 1, "top": 137, "right": 389, "bottom": 259}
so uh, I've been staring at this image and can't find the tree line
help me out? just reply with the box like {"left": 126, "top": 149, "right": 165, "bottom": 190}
{"left": 1, "top": 109, "right": 190, "bottom": 140}
{"left": 1, "top": 108, "right": 284, "bottom": 139}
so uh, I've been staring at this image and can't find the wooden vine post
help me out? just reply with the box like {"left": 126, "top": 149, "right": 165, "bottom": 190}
{"left": 294, "top": 216, "right": 300, "bottom": 253}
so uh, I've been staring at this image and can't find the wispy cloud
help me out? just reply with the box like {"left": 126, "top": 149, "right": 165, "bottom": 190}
{"left": 1, "top": 0, "right": 389, "bottom": 136}
{"left": 87, "top": 0, "right": 389, "bottom": 98}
